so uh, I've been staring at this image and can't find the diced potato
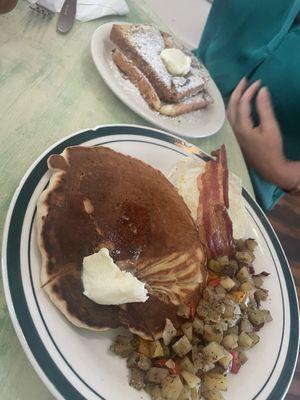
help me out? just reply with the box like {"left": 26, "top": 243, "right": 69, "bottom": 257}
{"left": 220, "top": 276, "right": 236, "bottom": 291}
{"left": 163, "top": 318, "right": 177, "bottom": 346}
{"left": 233, "top": 303, "right": 242, "bottom": 316}
{"left": 240, "top": 317, "right": 254, "bottom": 333}
{"left": 191, "top": 387, "right": 199, "bottom": 400}
{"left": 181, "top": 370, "right": 201, "bottom": 388}
{"left": 127, "top": 352, "right": 139, "bottom": 368}
{"left": 236, "top": 266, "right": 250, "bottom": 283}
{"left": 252, "top": 275, "right": 264, "bottom": 288}
{"left": 222, "top": 260, "right": 239, "bottom": 278}
{"left": 191, "top": 335, "right": 201, "bottom": 346}
{"left": 192, "top": 317, "right": 204, "bottom": 335}
{"left": 218, "top": 350, "right": 233, "bottom": 370}
{"left": 262, "top": 309, "right": 273, "bottom": 323}
{"left": 180, "top": 356, "right": 196, "bottom": 374}
{"left": 197, "top": 299, "right": 211, "bottom": 319}
{"left": 206, "top": 309, "right": 222, "bottom": 324}
{"left": 245, "top": 238, "right": 257, "bottom": 252}
{"left": 138, "top": 338, "right": 151, "bottom": 357}
{"left": 235, "top": 251, "right": 254, "bottom": 266}
{"left": 178, "top": 304, "right": 191, "bottom": 319}
{"left": 203, "top": 324, "right": 223, "bottom": 344}
{"left": 227, "top": 315, "right": 241, "bottom": 329}
{"left": 145, "top": 367, "right": 169, "bottom": 384}
{"left": 248, "top": 309, "right": 272, "bottom": 326}
{"left": 129, "top": 367, "right": 145, "bottom": 390}
{"left": 203, "top": 342, "right": 226, "bottom": 363}
{"left": 240, "top": 281, "right": 254, "bottom": 294}
{"left": 202, "top": 389, "right": 224, "bottom": 400}
{"left": 161, "top": 341, "right": 171, "bottom": 358}
{"left": 162, "top": 375, "right": 184, "bottom": 400}
{"left": 110, "top": 335, "right": 134, "bottom": 357}
{"left": 255, "top": 288, "right": 269, "bottom": 302}
{"left": 192, "top": 346, "right": 204, "bottom": 371}
{"left": 215, "top": 285, "right": 227, "bottom": 296}
{"left": 208, "top": 259, "right": 224, "bottom": 273}
{"left": 149, "top": 340, "right": 164, "bottom": 358}
{"left": 226, "top": 325, "right": 239, "bottom": 335}
{"left": 127, "top": 352, "right": 152, "bottom": 371}
{"left": 219, "top": 320, "right": 228, "bottom": 332}
{"left": 203, "top": 373, "right": 228, "bottom": 391}
{"left": 203, "top": 287, "right": 225, "bottom": 304}
{"left": 238, "top": 351, "right": 248, "bottom": 365}
{"left": 178, "top": 386, "right": 192, "bottom": 400}
{"left": 150, "top": 385, "right": 164, "bottom": 400}
{"left": 202, "top": 360, "right": 216, "bottom": 373}
{"left": 216, "top": 256, "right": 230, "bottom": 267}
{"left": 223, "top": 304, "right": 235, "bottom": 319}
{"left": 247, "top": 332, "right": 260, "bottom": 347}
{"left": 234, "top": 239, "right": 245, "bottom": 251}
{"left": 172, "top": 336, "right": 192, "bottom": 357}
{"left": 144, "top": 382, "right": 156, "bottom": 394}
{"left": 238, "top": 332, "right": 254, "bottom": 349}
{"left": 211, "top": 301, "right": 226, "bottom": 315}
{"left": 181, "top": 322, "right": 193, "bottom": 343}
{"left": 222, "top": 334, "right": 238, "bottom": 350}
{"left": 204, "top": 308, "right": 222, "bottom": 323}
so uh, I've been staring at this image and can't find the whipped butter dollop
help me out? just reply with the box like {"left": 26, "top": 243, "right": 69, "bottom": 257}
{"left": 82, "top": 248, "right": 148, "bottom": 305}
{"left": 160, "top": 48, "right": 191, "bottom": 76}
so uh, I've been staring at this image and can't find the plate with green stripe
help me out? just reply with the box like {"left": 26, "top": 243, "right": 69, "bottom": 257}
{"left": 2, "top": 124, "right": 299, "bottom": 400}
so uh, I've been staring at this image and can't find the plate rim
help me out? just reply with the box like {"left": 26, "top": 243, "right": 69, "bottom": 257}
{"left": 90, "top": 22, "right": 226, "bottom": 139}
{"left": 1, "top": 123, "right": 299, "bottom": 400}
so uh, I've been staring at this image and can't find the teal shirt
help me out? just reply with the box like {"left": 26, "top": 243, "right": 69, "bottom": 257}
{"left": 195, "top": 0, "right": 300, "bottom": 210}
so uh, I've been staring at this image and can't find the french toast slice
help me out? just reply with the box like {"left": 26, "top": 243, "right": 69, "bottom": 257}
{"left": 110, "top": 24, "right": 208, "bottom": 103}
{"left": 112, "top": 49, "right": 161, "bottom": 111}
{"left": 112, "top": 49, "right": 213, "bottom": 117}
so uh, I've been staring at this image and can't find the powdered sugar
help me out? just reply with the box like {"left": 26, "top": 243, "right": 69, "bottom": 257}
{"left": 109, "top": 57, "right": 212, "bottom": 126}
{"left": 122, "top": 24, "right": 208, "bottom": 97}
{"left": 127, "top": 25, "right": 172, "bottom": 89}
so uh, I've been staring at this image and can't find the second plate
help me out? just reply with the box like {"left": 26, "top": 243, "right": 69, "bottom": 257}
{"left": 90, "top": 22, "right": 225, "bottom": 138}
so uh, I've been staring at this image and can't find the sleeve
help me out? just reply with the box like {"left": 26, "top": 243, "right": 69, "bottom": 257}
{"left": 195, "top": 0, "right": 300, "bottom": 101}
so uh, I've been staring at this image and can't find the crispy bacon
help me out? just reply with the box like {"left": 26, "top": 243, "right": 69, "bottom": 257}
{"left": 196, "top": 145, "right": 234, "bottom": 258}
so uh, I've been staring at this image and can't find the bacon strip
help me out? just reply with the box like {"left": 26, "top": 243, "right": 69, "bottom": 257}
{"left": 196, "top": 145, "right": 234, "bottom": 258}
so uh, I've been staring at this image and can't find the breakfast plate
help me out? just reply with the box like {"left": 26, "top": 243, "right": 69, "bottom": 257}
{"left": 91, "top": 23, "right": 225, "bottom": 139}
{"left": 2, "top": 124, "right": 299, "bottom": 400}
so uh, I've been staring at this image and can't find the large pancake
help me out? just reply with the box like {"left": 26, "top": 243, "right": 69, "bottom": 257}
{"left": 37, "top": 146, "right": 205, "bottom": 339}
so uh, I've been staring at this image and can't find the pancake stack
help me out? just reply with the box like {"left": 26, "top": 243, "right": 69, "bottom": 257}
{"left": 37, "top": 146, "right": 205, "bottom": 339}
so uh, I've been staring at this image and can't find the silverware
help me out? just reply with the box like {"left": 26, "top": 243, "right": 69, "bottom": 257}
{"left": 57, "top": 0, "right": 77, "bottom": 33}
{"left": 29, "top": 2, "right": 54, "bottom": 17}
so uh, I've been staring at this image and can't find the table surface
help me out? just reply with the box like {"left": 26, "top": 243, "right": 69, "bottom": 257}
{"left": 0, "top": 1, "right": 254, "bottom": 399}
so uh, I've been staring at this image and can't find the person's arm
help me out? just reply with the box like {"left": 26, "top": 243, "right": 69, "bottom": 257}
{"left": 227, "top": 78, "right": 300, "bottom": 193}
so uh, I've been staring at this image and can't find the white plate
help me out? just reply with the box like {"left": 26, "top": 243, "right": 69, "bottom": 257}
{"left": 2, "top": 125, "right": 299, "bottom": 400}
{"left": 91, "top": 23, "right": 225, "bottom": 138}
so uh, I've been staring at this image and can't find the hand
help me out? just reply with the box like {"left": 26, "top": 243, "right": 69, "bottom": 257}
{"left": 227, "top": 78, "right": 300, "bottom": 192}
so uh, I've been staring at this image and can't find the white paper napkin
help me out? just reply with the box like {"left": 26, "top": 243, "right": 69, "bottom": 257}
{"left": 28, "top": 0, "right": 129, "bottom": 22}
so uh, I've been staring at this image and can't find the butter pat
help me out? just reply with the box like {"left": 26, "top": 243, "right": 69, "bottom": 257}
{"left": 160, "top": 48, "right": 191, "bottom": 76}
{"left": 82, "top": 248, "right": 148, "bottom": 305}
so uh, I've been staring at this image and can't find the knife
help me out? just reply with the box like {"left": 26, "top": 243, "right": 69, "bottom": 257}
{"left": 57, "top": 0, "right": 77, "bottom": 34}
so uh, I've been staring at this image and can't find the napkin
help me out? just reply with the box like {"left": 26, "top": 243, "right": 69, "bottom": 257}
{"left": 29, "top": 0, "right": 129, "bottom": 22}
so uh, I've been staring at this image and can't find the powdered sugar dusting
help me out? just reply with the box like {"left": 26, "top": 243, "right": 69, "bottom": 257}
{"left": 109, "top": 58, "right": 213, "bottom": 126}
{"left": 123, "top": 24, "right": 208, "bottom": 97}
{"left": 128, "top": 25, "right": 172, "bottom": 89}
